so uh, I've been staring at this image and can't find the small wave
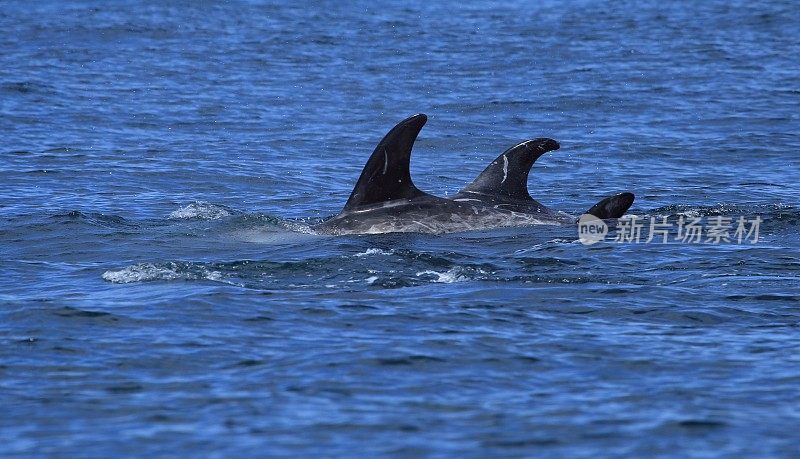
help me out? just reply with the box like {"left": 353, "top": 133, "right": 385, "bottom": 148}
{"left": 2, "top": 81, "right": 41, "bottom": 94}
{"left": 279, "top": 219, "right": 316, "bottom": 234}
{"left": 649, "top": 203, "right": 795, "bottom": 218}
{"left": 354, "top": 248, "right": 395, "bottom": 257}
{"left": 49, "top": 210, "right": 134, "bottom": 228}
{"left": 514, "top": 238, "right": 578, "bottom": 255}
{"left": 231, "top": 214, "right": 317, "bottom": 242}
{"left": 635, "top": 203, "right": 797, "bottom": 238}
{"left": 168, "top": 202, "right": 233, "bottom": 220}
{"left": 102, "top": 262, "right": 222, "bottom": 284}
{"left": 416, "top": 267, "right": 484, "bottom": 283}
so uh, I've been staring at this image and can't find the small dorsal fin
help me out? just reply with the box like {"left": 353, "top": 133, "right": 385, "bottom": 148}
{"left": 341, "top": 114, "right": 429, "bottom": 213}
{"left": 585, "top": 192, "right": 635, "bottom": 219}
{"left": 458, "top": 138, "right": 560, "bottom": 200}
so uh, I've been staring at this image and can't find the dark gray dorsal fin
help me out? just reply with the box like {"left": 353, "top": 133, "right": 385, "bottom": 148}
{"left": 341, "top": 114, "right": 428, "bottom": 213}
{"left": 458, "top": 138, "right": 560, "bottom": 200}
{"left": 586, "top": 192, "right": 635, "bottom": 219}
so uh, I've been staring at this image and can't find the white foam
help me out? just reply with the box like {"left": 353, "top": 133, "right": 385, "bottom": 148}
{"left": 102, "top": 263, "right": 222, "bottom": 284}
{"left": 514, "top": 238, "right": 577, "bottom": 255}
{"left": 416, "top": 267, "right": 476, "bottom": 283}
{"left": 354, "top": 248, "right": 394, "bottom": 257}
{"left": 168, "top": 201, "right": 231, "bottom": 220}
{"left": 102, "top": 263, "right": 180, "bottom": 283}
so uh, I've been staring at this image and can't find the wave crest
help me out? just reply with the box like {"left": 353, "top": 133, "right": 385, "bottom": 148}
{"left": 102, "top": 262, "right": 222, "bottom": 284}
{"left": 168, "top": 202, "right": 233, "bottom": 220}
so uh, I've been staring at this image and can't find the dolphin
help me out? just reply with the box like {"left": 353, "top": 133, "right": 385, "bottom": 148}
{"left": 313, "top": 114, "right": 634, "bottom": 235}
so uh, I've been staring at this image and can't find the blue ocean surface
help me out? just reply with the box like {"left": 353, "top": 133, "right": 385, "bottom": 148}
{"left": 2, "top": 0, "right": 799, "bottom": 456}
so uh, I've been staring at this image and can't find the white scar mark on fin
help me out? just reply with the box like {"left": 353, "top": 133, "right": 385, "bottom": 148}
{"left": 382, "top": 148, "right": 388, "bottom": 175}
{"left": 501, "top": 154, "right": 508, "bottom": 184}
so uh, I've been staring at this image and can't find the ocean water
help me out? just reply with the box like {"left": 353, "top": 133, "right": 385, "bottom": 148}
{"left": 2, "top": 0, "right": 800, "bottom": 456}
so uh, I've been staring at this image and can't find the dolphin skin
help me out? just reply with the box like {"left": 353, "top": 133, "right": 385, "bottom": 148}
{"left": 313, "top": 114, "right": 634, "bottom": 235}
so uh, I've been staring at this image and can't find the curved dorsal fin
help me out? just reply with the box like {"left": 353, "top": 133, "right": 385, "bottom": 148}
{"left": 458, "top": 138, "right": 559, "bottom": 200}
{"left": 586, "top": 192, "right": 635, "bottom": 219}
{"left": 341, "top": 114, "right": 429, "bottom": 213}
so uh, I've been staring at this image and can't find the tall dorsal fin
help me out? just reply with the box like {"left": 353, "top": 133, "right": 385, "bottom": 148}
{"left": 458, "top": 138, "right": 560, "bottom": 200}
{"left": 341, "top": 114, "right": 429, "bottom": 213}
